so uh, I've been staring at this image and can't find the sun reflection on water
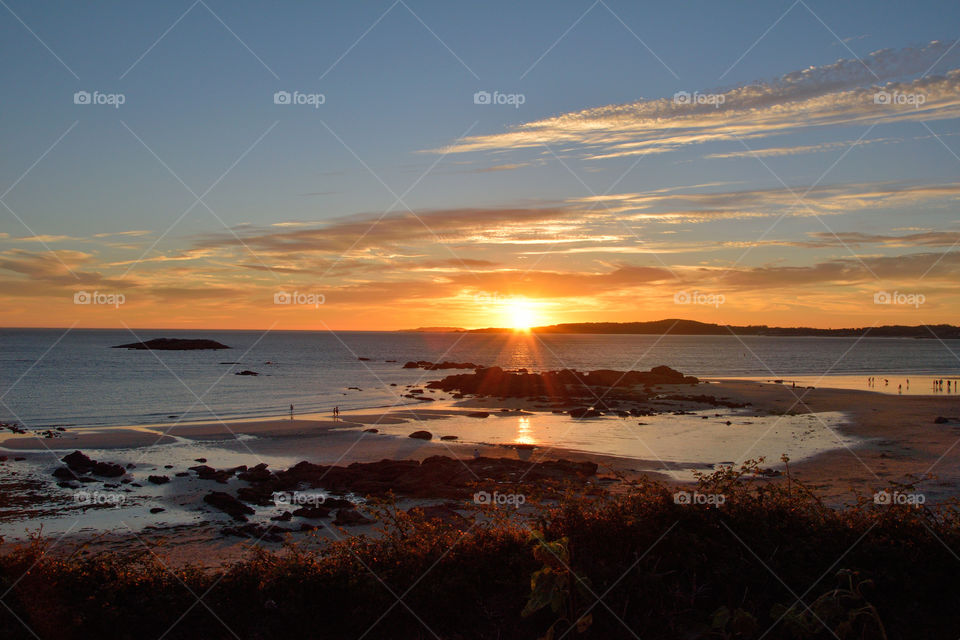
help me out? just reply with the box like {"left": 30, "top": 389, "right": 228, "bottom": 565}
{"left": 515, "top": 415, "right": 536, "bottom": 445}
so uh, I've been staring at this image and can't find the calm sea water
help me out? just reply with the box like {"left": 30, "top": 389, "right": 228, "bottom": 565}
{"left": 2, "top": 329, "right": 960, "bottom": 428}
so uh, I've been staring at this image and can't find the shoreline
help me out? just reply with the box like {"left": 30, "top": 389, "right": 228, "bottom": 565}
{"left": 4, "top": 376, "right": 960, "bottom": 565}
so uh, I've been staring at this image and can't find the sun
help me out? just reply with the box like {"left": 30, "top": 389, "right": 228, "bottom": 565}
{"left": 507, "top": 297, "right": 538, "bottom": 331}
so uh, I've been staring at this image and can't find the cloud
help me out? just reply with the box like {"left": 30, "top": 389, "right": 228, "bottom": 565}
{"left": 427, "top": 41, "right": 960, "bottom": 160}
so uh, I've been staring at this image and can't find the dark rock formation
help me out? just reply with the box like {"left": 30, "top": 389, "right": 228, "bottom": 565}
{"left": 426, "top": 365, "right": 697, "bottom": 399}
{"left": 147, "top": 475, "right": 170, "bottom": 485}
{"left": 408, "top": 430, "right": 433, "bottom": 440}
{"left": 112, "top": 338, "right": 230, "bottom": 350}
{"left": 204, "top": 491, "right": 255, "bottom": 521}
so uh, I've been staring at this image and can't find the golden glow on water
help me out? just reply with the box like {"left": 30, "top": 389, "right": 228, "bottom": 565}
{"left": 515, "top": 415, "right": 536, "bottom": 445}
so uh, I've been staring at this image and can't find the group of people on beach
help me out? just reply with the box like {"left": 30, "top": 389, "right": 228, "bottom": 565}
{"left": 866, "top": 377, "right": 956, "bottom": 394}
{"left": 287, "top": 404, "right": 342, "bottom": 419}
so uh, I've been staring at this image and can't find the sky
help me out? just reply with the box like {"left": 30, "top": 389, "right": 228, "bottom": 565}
{"left": 1, "top": 0, "right": 959, "bottom": 330}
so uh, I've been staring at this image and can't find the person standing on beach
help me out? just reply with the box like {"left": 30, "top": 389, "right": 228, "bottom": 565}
{"left": 290, "top": 404, "right": 294, "bottom": 420}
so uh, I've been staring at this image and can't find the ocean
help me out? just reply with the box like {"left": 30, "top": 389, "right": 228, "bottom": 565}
{"left": 2, "top": 328, "right": 960, "bottom": 428}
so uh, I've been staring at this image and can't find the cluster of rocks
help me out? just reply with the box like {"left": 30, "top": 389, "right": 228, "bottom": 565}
{"left": 403, "top": 360, "right": 480, "bottom": 370}
{"left": 425, "top": 365, "right": 698, "bottom": 399}
{"left": 53, "top": 450, "right": 126, "bottom": 482}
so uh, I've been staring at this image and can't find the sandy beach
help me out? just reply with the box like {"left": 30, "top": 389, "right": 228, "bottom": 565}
{"left": 2, "top": 377, "right": 959, "bottom": 566}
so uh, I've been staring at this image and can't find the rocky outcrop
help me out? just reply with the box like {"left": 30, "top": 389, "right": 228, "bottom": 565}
{"left": 59, "top": 450, "right": 125, "bottom": 478}
{"left": 403, "top": 361, "right": 479, "bottom": 370}
{"left": 112, "top": 338, "right": 230, "bottom": 350}
{"left": 425, "top": 365, "right": 697, "bottom": 399}
{"left": 408, "top": 430, "right": 433, "bottom": 440}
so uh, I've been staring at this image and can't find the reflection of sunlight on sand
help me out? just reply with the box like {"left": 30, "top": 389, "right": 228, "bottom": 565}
{"left": 515, "top": 415, "right": 535, "bottom": 445}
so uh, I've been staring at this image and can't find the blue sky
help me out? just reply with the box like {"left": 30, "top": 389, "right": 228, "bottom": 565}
{"left": 1, "top": 1, "right": 959, "bottom": 329}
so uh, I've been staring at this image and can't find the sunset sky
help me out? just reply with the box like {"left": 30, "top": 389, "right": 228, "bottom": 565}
{"left": 2, "top": 1, "right": 959, "bottom": 330}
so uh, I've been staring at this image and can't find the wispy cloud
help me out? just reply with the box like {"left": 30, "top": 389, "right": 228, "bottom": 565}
{"left": 428, "top": 41, "right": 960, "bottom": 160}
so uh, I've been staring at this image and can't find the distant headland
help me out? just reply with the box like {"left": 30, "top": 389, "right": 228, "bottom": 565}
{"left": 406, "top": 319, "right": 960, "bottom": 339}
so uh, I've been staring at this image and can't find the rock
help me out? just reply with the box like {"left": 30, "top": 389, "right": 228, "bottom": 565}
{"left": 408, "top": 430, "right": 433, "bottom": 440}
{"left": 92, "top": 461, "right": 125, "bottom": 477}
{"left": 235, "top": 370, "right": 259, "bottom": 376}
{"left": 569, "top": 408, "right": 603, "bottom": 419}
{"left": 363, "top": 428, "right": 379, "bottom": 433}
{"left": 13, "top": 456, "right": 25, "bottom": 461}
{"left": 112, "top": 338, "right": 230, "bottom": 350}
{"left": 292, "top": 506, "right": 330, "bottom": 519}
{"left": 466, "top": 412, "right": 490, "bottom": 418}
{"left": 934, "top": 416, "right": 951, "bottom": 424}
{"left": 440, "top": 435, "right": 458, "bottom": 441}
{"left": 203, "top": 491, "right": 255, "bottom": 521}
{"left": 175, "top": 472, "right": 189, "bottom": 477}
{"left": 62, "top": 450, "right": 95, "bottom": 471}
{"left": 164, "top": 464, "right": 173, "bottom": 469}
{"left": 126, "top": 463, "right": 136, "bottom": 469}
{"left": 53, "top": 466, "right": 78, "bottom": 480}
{"left": 333, "top": 508, "right": 375, "bottom": 526}
{"left": 194, "top": 457, "right": 207, "bottom": 463}
{"left": 270, "top": 511, "right": 292, "bottom": 522}
{"left": 149, "top": 507, "right": 165, "bottom": 514}
{"left": 357, "top": 357, "right": 371, "bottom": 361}
{"left": 148, "top": 475, "right": 170, "bottom": 485}
{"left": 189, "top": 464, "right": 234, "bottom": 483}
